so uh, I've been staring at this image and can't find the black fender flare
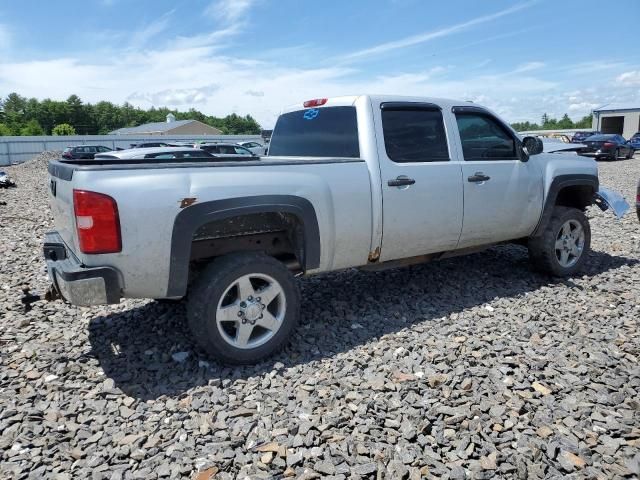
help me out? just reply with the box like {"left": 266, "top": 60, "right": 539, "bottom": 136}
{"left": 166, "top": 195, "right": 320, "bottom": 297}
{"left": 531, "top": 174, "right": 599, "bottom": 237}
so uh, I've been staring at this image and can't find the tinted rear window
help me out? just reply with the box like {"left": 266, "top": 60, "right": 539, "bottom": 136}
{"left": 381, "top": 108, "right": 449, "bottom": 162}
{"left": 268, "top": 106, "right": 359, "bottom": 157}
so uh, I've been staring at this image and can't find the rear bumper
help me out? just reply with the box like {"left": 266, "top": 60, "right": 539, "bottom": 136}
{"left": 43, "top": 231, "right": 121, "bottom": 306}
{"left": 579, "top": 150, "right": 614, "bottom": 158}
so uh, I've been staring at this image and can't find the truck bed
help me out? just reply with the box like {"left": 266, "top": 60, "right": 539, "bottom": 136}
{"left": 48, "top": 157, "right": 365, "bottom": 180}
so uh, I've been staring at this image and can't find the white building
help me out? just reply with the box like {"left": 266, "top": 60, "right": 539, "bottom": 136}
{"left": 592, "top": 103, "right": 640, "bottom": 139}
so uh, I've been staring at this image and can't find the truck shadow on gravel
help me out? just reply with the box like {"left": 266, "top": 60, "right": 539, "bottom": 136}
{"left": 87, "top": 245, "right": 637, "bottom": 400}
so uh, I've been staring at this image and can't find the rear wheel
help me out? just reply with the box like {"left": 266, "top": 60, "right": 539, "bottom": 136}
{"left": 611, "top": 148, "right": 619, "bottom": 161}
{"left": 187, "top": 253, "right": 300, "bottom": 364}
{"left": 626, "top": 148, "right": 634, "bottom": 159}
{"left": 528, "top": 206, "right": 591, "bottom": 277}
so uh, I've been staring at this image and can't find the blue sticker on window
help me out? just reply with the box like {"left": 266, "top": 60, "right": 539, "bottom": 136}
{"left": 303, "top": 108, "right": 320, "bottom": 120}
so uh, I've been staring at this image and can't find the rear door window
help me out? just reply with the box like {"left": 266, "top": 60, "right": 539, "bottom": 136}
{"left": 381, "top": 106, "right": 449, "bottom": 162}
{"left": 269, "top": 106, "right": 360, "bottom": 157}
{"left": 145, "top": 153, "right": 177, "bottom": 159}
{"left": 181, "top": 150, "right": 211, "bottom": 158}
{"left": 218, "top": 145, "right": 236, "bottom": 154}
{"left": 234, "top": 146, "right": 252, "bottom": 155}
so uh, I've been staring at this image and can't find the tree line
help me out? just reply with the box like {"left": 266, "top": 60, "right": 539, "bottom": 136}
{"left": 0, "top": 93, "right": 262, "bottom": 136}
{"left": 510, "top": 113, "right": 593, "bottom": 132}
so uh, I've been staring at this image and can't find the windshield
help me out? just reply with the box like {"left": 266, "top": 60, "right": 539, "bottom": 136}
{"left": 268, "top": 106, "right": 360, "bottom": 157}
{"left": 586, "top": 135, "right": 615, "bottom": 141}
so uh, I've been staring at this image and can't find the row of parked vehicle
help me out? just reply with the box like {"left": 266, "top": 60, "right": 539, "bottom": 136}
{"left": 570, "top": 131, "right": 639, "bottom": 161}
{"left": 61, "top": 140, "right": 268, "bottom": 160}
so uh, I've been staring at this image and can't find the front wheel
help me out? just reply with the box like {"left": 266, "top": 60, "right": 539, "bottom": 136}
{"left": 187, "top": 253, "right": 300, "bottom": 364}
{"left": 626, "top": 149, "right": 634, "bottom": 159}
{"left": 528, "top": 206, "right": 591, "bottom": 277}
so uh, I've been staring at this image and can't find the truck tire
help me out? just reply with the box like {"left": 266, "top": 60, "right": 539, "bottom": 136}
{"left": 528, "top": 206, "right": 591, "bottom": 277}
{"left": 187, "top": 253, "right": 300, "bottom": 364}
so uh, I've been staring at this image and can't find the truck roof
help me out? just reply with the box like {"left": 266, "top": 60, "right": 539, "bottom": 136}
{"left": 280, "top": 95, "right": 476, "bottom": 114}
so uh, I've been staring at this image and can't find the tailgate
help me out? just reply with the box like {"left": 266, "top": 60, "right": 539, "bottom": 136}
{"left": 48, "top": 162, "right": 77, "bottom": 250}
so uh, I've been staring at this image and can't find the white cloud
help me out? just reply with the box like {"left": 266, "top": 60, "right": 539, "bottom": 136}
{"left": 0, "top": 43, "right": 626, "bottom": 128}
{"left": 513, "top": 61, "right": 545, "bottom": 73}
{"left": 204, "top": 0, "right": 258, "bottom": 24}
{"left": 338, "top": 1, "right": 537, "bottom": 62}
{"left": 129, "top": 10, "right": 175, "bottom": 48}
{"left": 568, "top": 102, "right": 598, "bottom": 113}
{"left": 128, "top": 84, "right": 220, "bottom": 106}
{"left": 0, "top": 0, "right": 635, "bottom": 128}
{"left": 616, "top": 70, "right": 640, "bottom": 87}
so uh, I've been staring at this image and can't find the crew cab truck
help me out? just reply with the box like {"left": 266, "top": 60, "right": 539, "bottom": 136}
{"left": 44, "top": 95, "right": 629, "bottom": 364}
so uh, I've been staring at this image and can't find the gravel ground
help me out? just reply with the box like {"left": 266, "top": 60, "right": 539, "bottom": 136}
{"left": 1, "top": 153, "right": 639, "bottom": 480}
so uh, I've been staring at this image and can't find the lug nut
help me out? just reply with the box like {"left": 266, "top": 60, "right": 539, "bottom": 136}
{"left": 240, "top": 301, "right": 247, "bottom": 308}
{"left": 238, "top": 311, "right": 244, "bottom": 317}
{"left": 248, "top": 296, "right": 253, "bottom": 301}
{"left": 256, "top": 297, "right": 261, "bottom": 302}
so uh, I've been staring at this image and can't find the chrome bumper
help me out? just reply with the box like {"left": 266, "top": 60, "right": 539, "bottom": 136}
{"left": 44, "top": 232, "right": 121, "bottom": 306}
{"left": 594, "top": 187, "right": 630, "bottom": 219}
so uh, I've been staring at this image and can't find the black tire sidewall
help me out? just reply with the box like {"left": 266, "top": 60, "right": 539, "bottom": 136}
{"left": 188, "top": 254, "right": 300, "bottom": 364}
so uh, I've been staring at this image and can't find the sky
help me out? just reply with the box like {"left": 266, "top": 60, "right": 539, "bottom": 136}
{"left": 0, "top": 0, "right": 639, "bottom": 128}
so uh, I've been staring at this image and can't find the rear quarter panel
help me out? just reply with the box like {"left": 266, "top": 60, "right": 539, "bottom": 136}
{"left": 70, "top": 160, "right": 373, "bottom": 298}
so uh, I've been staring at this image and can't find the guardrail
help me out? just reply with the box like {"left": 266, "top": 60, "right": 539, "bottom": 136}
{"left": 0, "top": 134, "right": 263, "bottom": 165}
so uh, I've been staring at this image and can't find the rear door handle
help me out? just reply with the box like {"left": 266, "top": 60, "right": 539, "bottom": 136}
{"left": 388, "top": 176, "right": 416, "bottom": 187}
{"left": 467, "top": 172, "right": 490, "bottom": 183}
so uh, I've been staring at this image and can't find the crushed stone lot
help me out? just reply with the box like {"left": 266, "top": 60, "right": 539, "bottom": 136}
{"left": 1, "top": 152, "right": 639, "bottom": 480}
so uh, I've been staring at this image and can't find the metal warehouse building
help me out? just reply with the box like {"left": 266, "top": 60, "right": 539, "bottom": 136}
{"left": 592, "top": 103, "right": 640, "bottom": 139}
{"left": 110, "top": 113, "right": 222, "bottom": 136}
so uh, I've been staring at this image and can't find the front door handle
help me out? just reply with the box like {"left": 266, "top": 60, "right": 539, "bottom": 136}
{"left": 388, "top": 176, "right": 416, "bottom": 187}
{"left": 467, "top": 172, "right": 491, "bottom": 183}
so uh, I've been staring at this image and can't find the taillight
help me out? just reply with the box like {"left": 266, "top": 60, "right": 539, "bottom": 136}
{"left": 603, "top": 142, "right": 615, "bottom": 148}
{"left": 303, "top": 98, "right": 328, "bottom": 108}
{"left": 73, "top": 189, "right": 121, "bottom": 254}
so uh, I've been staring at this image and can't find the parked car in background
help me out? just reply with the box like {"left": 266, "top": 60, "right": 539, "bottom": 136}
{"left": 238, "top": 141, "right": 267, "bottom": 155}
{"left": 578, "top": 134, "right": 635, "bottom": 161}
{"left": 62, "top": 145, "right": 112, "bottom": 160}
{"left": 628, "top": 132, "right": 640, "bottom": 150}
{"left": 199, "top": 143, "right": 258, "bottom": 158}
{"left": 94, "top": 147, "right": 213, "bottom": 160}
{"left": 130, "top": 142, "right": 170, "bottom": 148}
{"left": 571, "top": 131, "right": 599, "bottom": 143}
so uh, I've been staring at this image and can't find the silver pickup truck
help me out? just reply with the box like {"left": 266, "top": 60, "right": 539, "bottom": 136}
{"left": 44, "top": 95, "right": 628, "bottom": 364}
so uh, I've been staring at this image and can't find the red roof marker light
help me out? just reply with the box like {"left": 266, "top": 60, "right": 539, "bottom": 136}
{"left": 303, "top": 98, "right": 328, "bottom": 108}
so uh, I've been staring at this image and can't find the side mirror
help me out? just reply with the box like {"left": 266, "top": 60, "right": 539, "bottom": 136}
{"left": 521, "top": 136, "right": 543, "bottom": 161}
